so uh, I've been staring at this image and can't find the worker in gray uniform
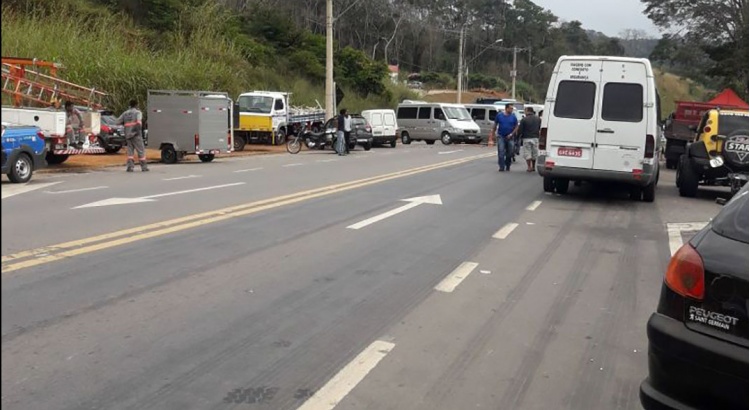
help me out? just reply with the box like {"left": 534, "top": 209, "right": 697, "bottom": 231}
{"left": 116, "top": 99, "right": 149, "bottom": 172}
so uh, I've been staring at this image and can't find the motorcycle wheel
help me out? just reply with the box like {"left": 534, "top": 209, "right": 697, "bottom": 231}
{"left": 287, "top": 138, "right": 302, "bottom": 154}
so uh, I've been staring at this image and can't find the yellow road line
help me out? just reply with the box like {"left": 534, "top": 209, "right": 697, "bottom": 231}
{"left": 2, "top": 153, "right": 493, "bottom": 273}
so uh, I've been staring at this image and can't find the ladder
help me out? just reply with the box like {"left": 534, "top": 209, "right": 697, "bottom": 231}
{"left": 1, "top": 57, "right": 108, "bottom": 110}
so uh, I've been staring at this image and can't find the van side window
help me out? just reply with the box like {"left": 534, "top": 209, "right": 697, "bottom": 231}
{"left": 471, "top": 108, "right": 486, "bottom": 121}
{"left": 384, "top": 113, "right": 396, "bottom": 126}
{"left": 398, "top": 107, "right": 417, "bottom": 119}
{"left": 602, "top": 83, "right": 643, "bottom": 122}
{"left": 489, "top": 109, "right": 497, "bottom": 120}
{"left": 418, "top": 107, "right": 431, "bottom": 119}
{"left": 434, "top": 108, "right": 445, "bottom": 120}
{"left": 553, "top": 81, "right": 596, "bottom": 119}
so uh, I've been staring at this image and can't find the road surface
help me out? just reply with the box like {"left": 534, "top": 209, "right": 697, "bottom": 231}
{"left": 1, "top": 144, "right": 724, "bottom": 410}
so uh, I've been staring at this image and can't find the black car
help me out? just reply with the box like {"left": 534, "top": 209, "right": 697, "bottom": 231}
{"left": 98, "top": 112, "right": 126, "bottom": 154}
{"left": 640, "top": 184, "right": 748, "bottom": 410}
{"left": 322, "top": 115, "right": 373, "bottom": 151}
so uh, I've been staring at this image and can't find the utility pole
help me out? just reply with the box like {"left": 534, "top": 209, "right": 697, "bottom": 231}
{"left": 511, "top": 46, "right": 518, "bottom": 100}
{"left": 456, "top": 25, "right": 465, "bottom": 104}
{"left": 325, "top": 0, "right": 334, "bottom": 119}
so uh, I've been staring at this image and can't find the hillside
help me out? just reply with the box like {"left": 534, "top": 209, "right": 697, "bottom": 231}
{"left": 653, "top": 69, "right": 711, "bottom": 114}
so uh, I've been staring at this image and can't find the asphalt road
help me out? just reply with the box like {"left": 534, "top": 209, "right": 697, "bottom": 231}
{"left": 1, "top": 145, "right": 725, "bottom": 410}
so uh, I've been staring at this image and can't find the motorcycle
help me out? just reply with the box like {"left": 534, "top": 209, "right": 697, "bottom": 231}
{"left": 287, "top": 124, "right": 346, "bottom": 154}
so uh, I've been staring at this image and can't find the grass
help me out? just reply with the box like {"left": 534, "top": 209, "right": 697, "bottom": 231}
{"left": 654, "top": 68, "right": 711, "bottom": 114}
{"left": 1, "top": 1, "right": 416, "bottom": 114}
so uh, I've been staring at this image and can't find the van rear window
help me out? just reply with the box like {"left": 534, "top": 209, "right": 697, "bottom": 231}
{"left": 397, "top": 107, "right": 417, "bottom": 119}
{"left": 602, "top": 83, "right": 643, "bottom": 122}
{"left": 553, "top": 81, "right": 596, "bottom": 119}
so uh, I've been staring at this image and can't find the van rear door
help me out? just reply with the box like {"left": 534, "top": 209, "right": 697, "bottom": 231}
{"left": 593, "top": 61, "right": 649, "bottom": 172}
{"left": 382, "top": 111, "right": 397, "bottom": 139}
{"left": 546, "top": 60, "right": 603, "bottom": 169}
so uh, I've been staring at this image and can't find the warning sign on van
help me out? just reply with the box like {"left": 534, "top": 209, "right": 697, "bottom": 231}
{"left": 568, "top": 62, "right": 593, "bottom": 80}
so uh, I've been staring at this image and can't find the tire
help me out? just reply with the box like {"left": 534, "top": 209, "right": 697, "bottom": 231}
{"left": 543, "top": 176, "right": 555, "bottom": 193}
{"left": 425, "top": 140, "right": 436, "bottom": 145}
{"left": 678, "top": 158, "right": 699, "bottom": 197}
{"left": 629, "top": 186, "right": 643, "bottom": 201}
{"left": 401, "top": 132, "right": 412, "bottom": 145}
{"left": 8, "top": 153, "right": 33, "bottom": 183}
{"left": 161, "top": 145, "right": 178, "bottom": 164}
{"left": 198, "top": 153, "right": 215, "bottom": 163}
{"left": 349, "top": 142, "right": 356, "bottom": 151}
{"left": 554, "top": 178, "right": 569, "bottom": 194}
{"left": 364, "top": 142, "right": 372, "bottom": 151}
{"left": 45, "top": 153, "right": 69, "bottom": 165}
{"left": 234, "top": 134, "right": 246, "bottom": 152}
{"left": 275, "top": 129, "right": 286, "bottom": 146}
{"left": 666, "top": 158, "right": 678, "bottom": 169}
{"left": 642, "top": 182, "right": 656, "bottom": 202}
{"left": 390, "top": 139, "right": 397, "bottom": 148}
{"left": 287, "top": 138, "right": 302, "bottom": 154}
{"left": 441, "top": 132, "right": 452, "bottom": 145}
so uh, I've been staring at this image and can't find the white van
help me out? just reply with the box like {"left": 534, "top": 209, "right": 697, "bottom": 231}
{"left": 361, "top": 109, "right": 398, "bottom": 147}
{"left": 396, "top": 102, "right": 481, "bottom": 145}
{"left": 537, "top": 56, "right": 662, "bottom": 202}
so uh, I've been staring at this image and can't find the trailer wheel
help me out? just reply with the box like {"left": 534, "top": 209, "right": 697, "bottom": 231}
{"left": 45, "top": 153, "right": 69, "bottom": 165}
{"left": 198, "top": 154, "right": 215, "bottom": 163}
{"left": 161, "top": 145, "right": 178, "bottom": 164}
{"left": 233, "top": 134, "right": 246, "bottom": 152}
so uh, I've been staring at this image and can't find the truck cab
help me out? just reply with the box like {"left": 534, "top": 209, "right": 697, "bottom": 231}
{"left": 233, "top": 91, "right": 290, "bottom": 149}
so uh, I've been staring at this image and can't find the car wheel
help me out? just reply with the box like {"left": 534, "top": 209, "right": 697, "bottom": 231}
{"left": 642, "top": 182, "right": 656, "bottom": 202}
{"left": 45, "top": 153, "right": 69, "bottom": 165}
{"left": 364, "top": 142, "right": 372, "bottom": 151}
{"left": 401, "top": 132, "right": 412, "bottom": 145}
{"left": 161, "top": 145, "right": 178, "bottom": 164}
{"left": 8, "top": 153, "right": 33, "bottom": 183}
{"left": 198, "top": 153, "right": 215, "bottom": 163}
{"left": 425, "top": 140, "right": 436, "bottom": 145}
{"left": 554, "top": 178, "right": 569, "bottom": 194}
{"left": 234, "top": 134, "right": 246, "bottom": 152}
{"left": 543, "top": 176, "right": 554, "bottom": 193}
{"left": 390, "top": 139, "right": 397, "bottom": 148}
{"left": 441, "top": 132, "right": 452, "bottom": 145}
{"left": 678, "top": 157, "right": 699, "bottom": 197}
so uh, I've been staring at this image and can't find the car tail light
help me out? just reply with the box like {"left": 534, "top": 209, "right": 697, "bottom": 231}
{"left": 645, "top": 134, "right": 655, "bottom": 158}
{"left": 665, "top": 243, "right": 705, "bottom": 300}
{"left": 195, "top": 134, "right": 200, "bottom": 150}
{"left": 539, "top": 127, "right": 547, "bottom": 150}
{"left": 36, "top": 131, "right": 45, "bottom": 139}
{"left": 366, "top": 125, "right": 372, "bottom": 133}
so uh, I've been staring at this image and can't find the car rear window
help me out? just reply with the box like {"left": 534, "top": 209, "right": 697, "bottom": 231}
{"left": 371, "top": 113, "right": 382, "bottom": 126}
{"left": 602, "top": 83, "right": 644, "bottom": 122}
{"left": 719, "top": 114, "right": 749, "bottom": 135}
{"left": 352, "top": 118, "right": 366, "bottom": 126}
{"left": 711, "top": 185, "right": 749, "bottom": 244}
{"left": 553, "top": 81, "right": 596, "bottom": 119}
{"left": 397, "top": 107, "right": 417, "bottom": 119}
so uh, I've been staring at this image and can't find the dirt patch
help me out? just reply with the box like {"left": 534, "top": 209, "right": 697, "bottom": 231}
{"left": 38, "top": 145, "right": 287, "bottom": 173}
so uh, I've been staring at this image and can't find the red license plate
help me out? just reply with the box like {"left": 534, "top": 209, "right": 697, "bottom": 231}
{"left": 558, "top": 147, "right": 582, "bottom": 157}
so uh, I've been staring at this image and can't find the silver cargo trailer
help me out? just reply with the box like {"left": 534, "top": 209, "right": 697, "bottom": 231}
{"left": 147, "top": 90, "right": 233, "bottom": 163}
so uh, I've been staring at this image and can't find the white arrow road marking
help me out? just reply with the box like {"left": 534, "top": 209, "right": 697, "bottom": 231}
{"left": 493, "top": 222, "right": 519, "bottom": 239}
{"left": 163, "top": 175, "right": 201, "bottom": 181}
{"left": 45, "top": 186, "right": 108, "bottom": 194}
{"left": 666, "top": 222, "right": 708, "bottom": 256}
{"left": 73, "top": 182, "right": 246, "bottom": 209}
{"left": 346, "top": 195, "right": 443, "bottom": 230}
{"left": 233, "top": 167, "right": 263, "bottom": 173}
{"left": 296, "top": 340, "right": 395, "bottom": 410}
{"left": 438, "top": 149, "right": 464, "bottom": 154}
{"left": 435, "top": 262, "right": 479, "bottom": 293}
{"left": 2, "top": 182, "right": 62, "bottom": 199}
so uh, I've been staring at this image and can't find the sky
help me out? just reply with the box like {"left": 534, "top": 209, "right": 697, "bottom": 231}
{"left": 531, "top": 0, "right": 661, "bottom": 38}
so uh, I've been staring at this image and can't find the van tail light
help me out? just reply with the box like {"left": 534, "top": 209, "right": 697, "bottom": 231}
{"left": 645, "top": 134, "right": 655, "bottom": 158}
{"left": 539, "top": 127, "right": 548, "bottom": 150}
{"left": 665, "top": 243, "right": 705, "bottom": 300}
{"left": 195, "top": 134, "right": 200, "bottom": 151}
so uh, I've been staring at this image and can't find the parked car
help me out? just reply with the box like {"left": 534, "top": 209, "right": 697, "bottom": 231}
{"left": 1, "top": 122, "right": 47, "bottom": 183}
{"left": 640, "top": 183, "right": 748, "bottom": 410}
{"left": 322, "top": 115, "right": 373, "bottom": 151}
{"left": 98, "top": 111, "right": 126, "bottom": 154}
{"left": 361, "top": 109, "right": 398, "bottom": 147}
{"left": 396, "top": 102, "right": 481, "bottom": 145}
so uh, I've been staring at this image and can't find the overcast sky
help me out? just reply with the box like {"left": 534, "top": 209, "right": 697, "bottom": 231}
{"left": 531, "top": 0, "right": 661, "bottom": 38}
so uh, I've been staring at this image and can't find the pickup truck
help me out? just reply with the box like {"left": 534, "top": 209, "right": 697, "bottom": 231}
{"left": 2, "top": 122, "right": 47, "bottom": 183}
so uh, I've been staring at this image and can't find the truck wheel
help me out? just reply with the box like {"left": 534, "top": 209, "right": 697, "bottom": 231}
{"left": 401, "top": 132, "right": 412, "bottom": 145}
{"left": 8, "top": 153, "right": 33, "bottom": 183}
{"left": 45, "top": 153, "right": 69, "bottom": 165}
{"left": 441, "top": 132, "right": 452, "bottom": 145}
{"left": 678, "top": 158, "right": 699, "bottom": 197}
{"left": 161, "top": 145, "right": 178, "bottom": 164}
{"left": 543, "top": 176, "right": 555, "bottom": 193}
{"left": 554, "top": 178, "right": 569, "bottom": 194}
{"left": 198, "top": 154, "right": 215, "bottom": 163}
{"left": 275, "top": 129, "right": 287, "bottom": 146}
{"left": 234, "top": 135, "right": 246, "bottom": 152}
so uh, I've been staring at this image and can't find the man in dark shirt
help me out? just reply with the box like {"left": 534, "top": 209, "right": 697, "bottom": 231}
{"left": 491, "top": 103, "right": 519, "bottom": 172}
{"left": 335, "top": 109, "right": 348, "bottom": 156}
{"left": 518, "top": 107, "right": 541, "bottom": 172}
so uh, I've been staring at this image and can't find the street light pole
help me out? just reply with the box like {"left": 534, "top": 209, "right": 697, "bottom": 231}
{"left": 511, "top": 46, "right": 518, "bottom": 100}
{"left": 325, "top": 0, "right": 334, "bottom": 119}
{"left": 456, "top": 25, "right": 465, "bottom": 104}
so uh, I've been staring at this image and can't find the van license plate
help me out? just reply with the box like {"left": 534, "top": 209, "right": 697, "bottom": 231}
{"left": 558, "top": 147, "right": 582, "bottom": 158}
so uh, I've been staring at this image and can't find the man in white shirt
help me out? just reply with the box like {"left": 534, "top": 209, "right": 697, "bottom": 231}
{"left": 343, "top": 112, "right": 352, "bottom": 154}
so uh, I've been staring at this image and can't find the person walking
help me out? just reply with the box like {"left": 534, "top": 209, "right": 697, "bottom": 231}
{"left": 518, "top": 106, "right": 542, "bottom": 172}
{"left": 343, "top": 111, "right": 352, "bottom": 154}
{"left": 116, "top": 99, "right": 149, "bottom": 172}
{"left": 490, "top": 103, "right": 519, "bottom": 172}
{"left": 64, "top": 101, "right": 85, "bottom": 149}
{"left": 335, "top": 108, "right": 348, "bottom": 156}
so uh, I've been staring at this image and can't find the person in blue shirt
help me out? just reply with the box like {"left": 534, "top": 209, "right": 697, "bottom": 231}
{"left": 490, "top": 103, "right": 519, "bottom": 171}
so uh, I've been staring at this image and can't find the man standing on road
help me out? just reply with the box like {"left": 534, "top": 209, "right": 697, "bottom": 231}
{"left": 343, "top": 111, "right": 352, "bottom": 154}
{"left": 117, "top": 99, "right": 149, "bottom": 172}
{"left": 490, "top": 103, "right": 519, "bottom": 172}
{"left": 518, "top": 106, "right": 541, "bottom": 172}
{"left": 335, "top": 108, "right": 348, "bottom": 156}
{"left": 64, "top": 101, "right": 85, "bottom": 149}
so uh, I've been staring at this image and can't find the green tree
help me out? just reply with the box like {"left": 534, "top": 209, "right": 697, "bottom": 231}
{"left": 595, "top": 38, "right": 625, "bottom": 56}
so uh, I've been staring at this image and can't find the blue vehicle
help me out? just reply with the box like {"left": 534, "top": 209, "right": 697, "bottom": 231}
{"left": 1, "top": 122, "right": 47, "bottom": 183}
